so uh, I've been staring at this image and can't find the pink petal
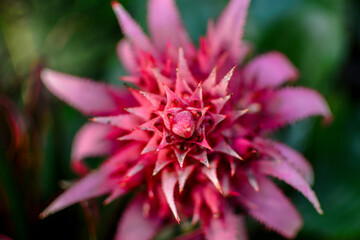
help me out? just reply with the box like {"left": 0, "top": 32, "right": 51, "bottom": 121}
{"left": 124, "top": 106, "right": 153, "bottom": 120}
{"left": 236, "top": 175, "right": 303, "bottom": 238}
{"left": 203, "top": 186, "right": 221, "bottom": 217}
{"left": 41, "top": 143, "right": 142, "bottom": 218}
{"left": 204, "top": 206, "right": 248, "bottom": 240}
{"left": 164, "top": 84, "right": 186, "bottom": 108}
{"left": 148, "top": 0, "right": 194, "bottom": 55}
{"left": 158, "top": 129, "right": 172, "bottom": 150}
{"left": 40, "top": 166, "right": 118, "bottom": 218}
{"left": 104, "top": 186, "right": 127, "bottom": 205}
{"left": 195, "top": 107, "right": 211, "bottom": 130}
{"left": 153, "top": 150, "right": 174, "bottom": 176}
{"left": 253, "top": 138, "right": 314, "bottom": 184}
{"left": 192, "top": 150, "right": 210, "bottom": 167}
{"left": 177, "top": 48, "right": 197, "bottom": 87}
{"left": 195, "top": 128, "right": 213, "bottom": 151}
{"left": 117, "top": 39, "right": 138, "bottom": 74}
{"left": 253, "top": 160, "right": 322, "bottom": 214}
{"left": 245, "top": 168, "right": 259, "bottom": 192}
{"left": 203, "top": 67, "right": 217, "bottom": 90}
{"left": 121, "top": 76, "right": 142, "bottom": 86}
{"left": 107, "top": 143, "right": 143, "bottom": 167}
{"left": 269, "top": 87, "right": 332, "bottom": 128}
{"left": 213, "top": 139, "right": 242, "bottom": 160}
{"left": 202, "top": 166, "right": 222, "bottom": 194}
{"left": 207, "top": 112, "right": 227, "bottom": 133}
{"left": 141, "top": 134, "right": 161, "bottom": 154}
{"left": 112, "top": 2, "right": 155, "bottom": 54}
{"left": 123, "top": 161, "right": 146, "bottom": 179}
{"left": 127, "top": 86, "right": 152, "bottom": 106}
{"left": 152, "top": 68, "right": 174, "bottom": 95}
{"left": 139, "top": 90, "right": 165, "bottom": 108}
{"left": 244, "top": 52, "right": 298, "bottom": 89}
{"left": 162, "top": 170, "right": 180, "bottom": 223}
{"left": 71, "top": 123, "right": 116, "bottom": 174}
{"left": 115, "top": 195, "right": 162, "bottom": 240}
{"left": 210, "top": 94, "right": 232, "bottom": 114}
{"left": 191, "top": 191, "right": 202, "bottom": 224}
{"left": 187, "top": 83, "right": 204, "bottom": 108}
{"left": 215, "top": 66, "right": 235, "bottom": 96}
{"left": 220, "top": 174, "right": 231, "bottom": 196}
{"left": 212, "top": 0, "right": 250, "bottom": 60}
{"left": 173, "top": 147, "right": 191, "bottom": 168}
{"left": 139, "top": 117, "right": 163, "bottom": 135}
{"left": 175, "top": 70, "right": 192, "bottom": 96}
{"left": 118, "top": 129, "right": 150, "bottom": 142}
{"left": 92, "top": 114, "right": 141, "bottom": 131}
{"left": 41, "top": 69, "right": 129, "bottom": 116}
{"left": 229, "top": 109, "right": 249, "bottom": 122}
{"left": 178, "top": 165, "right": 195, "bottom": 193}
{"left": 273, "top": 141, "right": 314, "bottom": 184}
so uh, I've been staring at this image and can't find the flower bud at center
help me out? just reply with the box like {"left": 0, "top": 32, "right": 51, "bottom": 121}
{"left": 172, "top": 110, "right": 196, "bottom": 139}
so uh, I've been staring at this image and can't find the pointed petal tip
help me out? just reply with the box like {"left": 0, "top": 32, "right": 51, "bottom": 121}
{"left": 204, "top": 161, "right": 210, "bottom": 168}
{"left": 162, "top": 170, "right": 181, "bottom": 223}
{"left": 318, "top": 207, "right": 324, "bottom": 215}
{"left": 215, "top": 66, "right": 237, "bottom": 96}
{"left": 103, "top": 199, "right": 111, "bottom": 205}
{"left": 217, "top": 186, "right": 224, "bottom": 195}
{"left": 211, "top": 0, "right": 251, "bottom": 60}
{"left": 39, "top": 211, "right": 48, "bottom": 220}
{"left": 255, "top": 160, "right": 323, "bottom": 216}
{"left": 41, "top": 68, "right": 53, "bottom": 79}
{"left": 38, "top": 201, "right": 60, "bottom": 220}
{"left": 322, "top": 114, "right": 333, "bottom": 126}
{"left": 112, "top": 0, "right": 155, "bottom": 54}
{"left": 111, "top": 1, "right": 126, "bottom": 19}
{"left": 111, "top": 1, "right": 124, "bottom": 13}
{"left": 111, "top": 1, "right": 119, "bottom": 8}
{"left": 148, "top": 0, "right": 194, "bottom": 54}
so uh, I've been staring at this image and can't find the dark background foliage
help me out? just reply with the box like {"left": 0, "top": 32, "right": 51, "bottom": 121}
{"left": 0, "top": 0, "right": 359, "bottom": 239}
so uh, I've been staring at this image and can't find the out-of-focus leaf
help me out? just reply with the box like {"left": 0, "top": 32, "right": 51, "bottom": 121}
{"left": 0, "top": 148, "right": 27, "bottom": 239}
{"left": 248, "top": 0, "right": 347, "bottom": 92}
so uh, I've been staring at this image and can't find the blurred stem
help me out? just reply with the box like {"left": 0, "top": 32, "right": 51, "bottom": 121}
{"left": 0, "top": 147, "right": 28, "bottom": 239}
{"left": 81, "top": 201, "right": 98, "bottom": 240}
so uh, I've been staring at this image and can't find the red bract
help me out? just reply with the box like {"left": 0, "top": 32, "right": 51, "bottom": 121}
{"left": 40, "top": 0, "right": 331, "bottom": 239}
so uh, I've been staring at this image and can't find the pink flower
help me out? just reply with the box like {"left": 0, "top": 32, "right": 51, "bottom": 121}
{"left": 40, "top": 0, "right": 331, "bottom": 239}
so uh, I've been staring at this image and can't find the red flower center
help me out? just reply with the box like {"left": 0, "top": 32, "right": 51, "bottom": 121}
{"left": 172, "top": 110, "right": 196, "bottom": 138}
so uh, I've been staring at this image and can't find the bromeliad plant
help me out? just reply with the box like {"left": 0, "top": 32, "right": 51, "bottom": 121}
{"left": 40, "top": 0, "right": 331, "bottom": 239}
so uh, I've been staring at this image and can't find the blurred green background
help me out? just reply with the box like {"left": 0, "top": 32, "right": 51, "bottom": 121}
{"left": 0, "top": 0, "right": 359, "bottom": 239}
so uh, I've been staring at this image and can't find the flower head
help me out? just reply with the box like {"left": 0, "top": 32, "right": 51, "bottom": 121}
{"left": 40, "top": 0, "right": 331, "bottom": 239}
